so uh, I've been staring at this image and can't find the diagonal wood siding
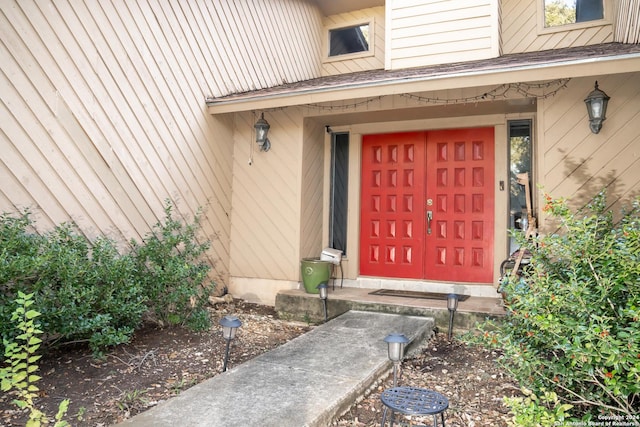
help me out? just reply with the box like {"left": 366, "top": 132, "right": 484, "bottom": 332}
{"left": 0, "top": 0, "right": 325, "bottom": 289}
{"left": 229, "top": 109, "right": 305, "bottom": 280}
{"left": 540, "top": 74, "right": 640, "bottom": 219}
{"left": 321, "top": 6, "right": 385, "bottom": 76}
{"left": 501, "top": 0, "right": 615, "bottom": 54}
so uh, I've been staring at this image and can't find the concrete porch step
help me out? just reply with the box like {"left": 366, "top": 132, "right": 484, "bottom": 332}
{"left": 275, "top": 287, "right": 505, "bottom": 331}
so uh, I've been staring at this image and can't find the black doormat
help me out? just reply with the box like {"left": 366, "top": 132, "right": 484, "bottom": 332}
{"left": 369, "top": 289, "right": 470, "bottom": 301}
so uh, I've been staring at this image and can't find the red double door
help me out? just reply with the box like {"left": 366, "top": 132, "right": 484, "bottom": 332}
{"left": 360, "top": 128, "right": 495, "bottom": 283}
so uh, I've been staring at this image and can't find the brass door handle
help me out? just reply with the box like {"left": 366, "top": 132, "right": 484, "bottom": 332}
{"left": 427, "top": 210, "right": 433, "bottom": 235}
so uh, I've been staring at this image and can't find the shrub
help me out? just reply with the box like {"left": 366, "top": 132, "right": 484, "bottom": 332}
{"left": 476, "top": 192, "right": 640, "bottom": 419}
{"left": 0, "top": 212, "right": 45, "bottom": 342}
{"left": 131, "top": 201, "right": 214, "bottom": 330}
{"left": 1, "top": 200, "right": 216, "bottom": 355}
{"left": 33, "top": 225, "right": 146, "bottom": 353}
{"left": 0, "top": 213, "right": 146, "bottom": 355}
{"left": 503, "top": 388, "right": 573, "bottom": 427}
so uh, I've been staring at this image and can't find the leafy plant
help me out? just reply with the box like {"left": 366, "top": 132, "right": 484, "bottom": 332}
{"left": 0, "top": 213, "right": 146, "bottom": 355}
{"left": 131, "top": 201, "right": 214, "bottom": 330}
{"left": 503, "top": 388, "right": 573, "bottom": 427}
{"left": 116, "top": 388, "right": 149, "bottom": 413}
{"left": 1, "top": 291, "right": 69, "bottom": 427}
{"left": 475, "top": 191, "right": 640, "bottom": 419}
{"left": 1, "top": 200, "right": 216, "bottom": 356}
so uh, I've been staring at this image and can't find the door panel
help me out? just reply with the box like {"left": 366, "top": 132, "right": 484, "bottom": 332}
{"left": 360, "top": 133, "right": 425, "bottom": 278}
{"left": 425, "top": 128, "right": 495, "bottom": 283}
{"left": 360, "top": 128, "right": 495, "bottom": 283}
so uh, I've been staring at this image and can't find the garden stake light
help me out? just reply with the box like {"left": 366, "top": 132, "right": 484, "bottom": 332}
{"left": 447, "top": 294, "right": 459, "bottom": 340}
{"left": 317, "top": 282, "right": 328, "bottom": 322}
{"left": 219, "top": 315, "right": 242, "bottom": 372}
{"left": 384, "top": 333, "right": 409, "bottom": 387}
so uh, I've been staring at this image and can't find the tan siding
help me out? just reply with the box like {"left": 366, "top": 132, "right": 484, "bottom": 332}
{"left": 615, "top": 0, "right": 640, "bottom": 43}
{"left": 228, "top": 112, "right": 325, "bottom": 284}
{"left": 387, "top": 0, "right": 500, "bottom": 69}
{"left": 321, "top": 6, "right": 385, "bottom": 76}
{"left": 231, "top": 109, "right": 302, "bottom": 280}
{"left": 229, "top": 110, "right": 303, "bottom": 281}
{"left": 193, "top": 0, "right": 322, "bottom": 95}
{"left": 501, "top": 0, "right": 615, "bottom": 54}
{"left": 540, "top": 74, "right": 640, "bottom": 220}
{"left": 0, "top": 0, "right": 245, "bottom": 287}
{"left": 300, "top": 118, "right": 325, "bottom": 259}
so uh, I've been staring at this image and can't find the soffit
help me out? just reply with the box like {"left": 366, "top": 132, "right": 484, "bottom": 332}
{"left": 312, "top": 0, "right": 384, "bottom": 16}
{"left": 206, "top": 43, "right": 640, "bottom": 114}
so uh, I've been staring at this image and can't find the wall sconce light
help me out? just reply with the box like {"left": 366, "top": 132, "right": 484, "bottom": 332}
{"left": 254, "top": 112, "right": 271, "bottom": 151}
{"left": 317, "top": 282, "right": 328, "bottom": 322}
{"left": 447, "top": 294, "right": 459, "bottom": 340}
{"left": 584, "top": 81, "right": 610, "bottom": 134}
{"left": 384, "top": 333, "right": 409, "bottom": 386}
{"left": 219, "top": 315, "right": 242, "bottom": 372}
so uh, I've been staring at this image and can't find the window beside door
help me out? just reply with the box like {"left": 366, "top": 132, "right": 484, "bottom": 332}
{"left": 329, "top": 133, "right": 349, "bottom": 254}
{"left": 508, "top": 120, "right": 533, "bottom": 255}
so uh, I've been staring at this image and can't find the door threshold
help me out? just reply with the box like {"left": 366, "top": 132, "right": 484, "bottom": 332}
{"left": 335, "top": 277, "right": 499, "bottom": 298}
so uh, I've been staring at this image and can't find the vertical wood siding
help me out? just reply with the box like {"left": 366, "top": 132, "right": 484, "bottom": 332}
{"left": 321, "top": 6, "right": 385, "bottom": 76}
{"left": 386, "top": 0, "right": 500, "bottom": 69}
{"left": 540, "top": 74, "right": 640, "bottom": 219}
{"left": 614, "top": 0, "right": 640, "bottom": 43}
{"left": 501, "top": 0, "right": 614, "bottom": 54}
{"left": 0, "top": 0, "right": 324, "bottom": 289}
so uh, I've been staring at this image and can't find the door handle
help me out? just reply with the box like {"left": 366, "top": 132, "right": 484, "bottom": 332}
{"left": 427, "top": 210, "right": 433, "bottom": 235}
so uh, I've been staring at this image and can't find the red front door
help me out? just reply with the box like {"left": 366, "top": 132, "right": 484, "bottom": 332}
{"left": 360, "top": 128, "right": 495, "bottom": 283}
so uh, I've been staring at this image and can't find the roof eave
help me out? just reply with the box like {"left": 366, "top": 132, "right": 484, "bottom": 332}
{"left": 206, "top": 53, "right": 640, "bottom": 115}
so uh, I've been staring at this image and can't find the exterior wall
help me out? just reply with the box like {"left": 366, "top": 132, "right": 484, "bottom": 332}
{"left": 300, "top": 118, "right": 326, "bottom": 260}
{"left": 385, "top": 0, "right": 500, "bottom": 69}
{"left": 228, "top": 109, "right": 304, "bottom": 303}
{"left": 537, "top": 73, "right": 640, "bottom": 225}
{"left": 501, "top": 0, "right": 614, "bottom": 54}
{"left": 0, "top": 0, "right": 326, "bottom": 291}
{"left": 321, "top": 6, "right": 385, "bottom": 76}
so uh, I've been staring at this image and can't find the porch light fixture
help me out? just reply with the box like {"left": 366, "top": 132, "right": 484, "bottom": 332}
{"left": 584, "top": 81, "right": 610, "bottom": 134}
{"left": 254, "top": 112, "right": 271, "bottom": 151}
{"left": 317, "top": 282, "right": 328, "bottom": 322}
{"left": 384, "top": 333, "right": 409, "bottom": 386}
{"left": 219, "top": 315, "right": 242, "bottom": 372}
{"left": 447, "top": 294, "right": 459, "bottom": 340}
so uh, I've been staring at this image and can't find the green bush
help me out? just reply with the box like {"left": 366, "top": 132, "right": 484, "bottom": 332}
{"left": 0, "top": 214, "right": 146, "bottom": 355}
{"left": 476, "top": 192, "right": 640, "bottom": 419}
{"left": 131, "top": 202, "right": 214, "bottom": 330}
{"left": 503, "top": 388, "right": 573, "bottom": 427}
{"left": 1, "top": 201, "right": 215, "bottom": 355}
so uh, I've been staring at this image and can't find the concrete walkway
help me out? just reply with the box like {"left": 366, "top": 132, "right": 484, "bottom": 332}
{"left": 117, "top": 311, "right": 433, "bottom": 427}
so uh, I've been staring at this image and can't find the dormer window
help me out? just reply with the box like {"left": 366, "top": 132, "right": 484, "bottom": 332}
{"left": 327, "top": 21, "right": 372, "bottom": 58}
{"left": 543, "top": 0, "right": 604, "bottom": 27}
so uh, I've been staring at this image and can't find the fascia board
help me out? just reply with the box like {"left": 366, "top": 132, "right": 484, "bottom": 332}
{"left": 206, "top": 53, "right": 640, "bottom": 114}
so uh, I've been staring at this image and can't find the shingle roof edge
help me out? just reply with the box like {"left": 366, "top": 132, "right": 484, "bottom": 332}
{"left": 206, "top": 43, "right": 640, "bottom": 107}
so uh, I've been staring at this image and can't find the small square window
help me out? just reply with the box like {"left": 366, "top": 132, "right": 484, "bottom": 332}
{"left": 543, "top": 0, "right": 604, "bottom": 27}
{"left": 329, "top": 23, "right": 370, "bottom": 57}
